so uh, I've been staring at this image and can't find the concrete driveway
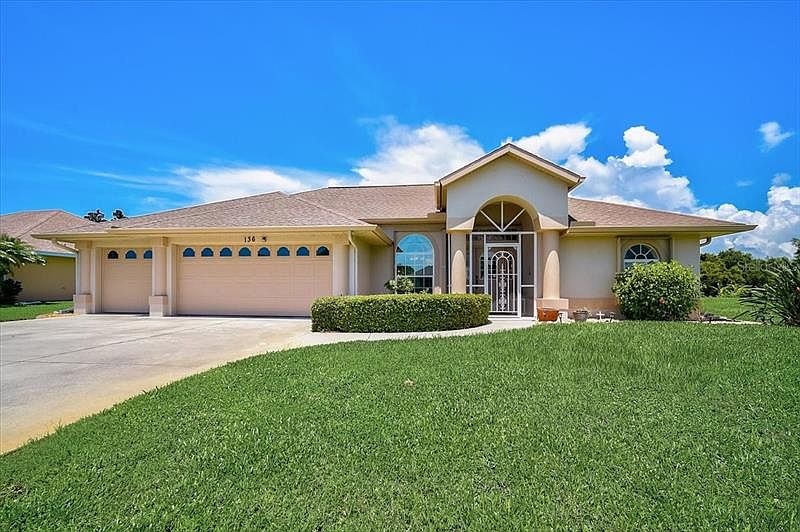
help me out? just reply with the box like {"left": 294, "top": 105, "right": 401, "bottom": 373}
{"left": 0, "top": 315, "right": 313, "bottom": 453}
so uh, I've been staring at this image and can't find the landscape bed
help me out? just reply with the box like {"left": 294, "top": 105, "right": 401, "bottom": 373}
{"left": 1, "top": 322, "right": 798, "bottom": 529}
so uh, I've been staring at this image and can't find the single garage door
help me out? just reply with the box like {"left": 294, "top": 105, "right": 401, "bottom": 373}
{"left": 101, "top": 248, "right": 152, "bottom": 313}
{"left": 176, "top": 244, "right": 332, "bottom": 316}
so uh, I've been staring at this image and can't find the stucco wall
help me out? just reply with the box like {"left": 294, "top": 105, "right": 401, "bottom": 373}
{"left": 445, "top": 156, "right": 569, "bottom": 231}
{"left": 671, "top": 235, "right": 701, "bottom": 275}
{"left": 15, "top": 255, "right": 75, "bottom": 302}
{"left": 560, "top": 236, "right": 617, "bottom": 302}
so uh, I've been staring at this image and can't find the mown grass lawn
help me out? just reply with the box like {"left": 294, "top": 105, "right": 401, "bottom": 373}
{"left": 700, "top": 296, "right": 753, "bottom": 320}
{"left": 0, "top": 301, "right": 72, "bottom": 322}
{"left": 1, "top": 323, "right": 798, "bottom": 529}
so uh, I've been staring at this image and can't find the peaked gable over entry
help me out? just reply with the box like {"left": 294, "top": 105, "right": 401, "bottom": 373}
{"left": 437, "top": 143, "right": 584, "bottom": 232}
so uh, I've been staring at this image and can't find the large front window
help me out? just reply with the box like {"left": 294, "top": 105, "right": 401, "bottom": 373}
{"left": 395, "top": 234, "right": 434, "bottom": 292}
{"left": 623, "top": 243, "right": 659, "bottom": 269}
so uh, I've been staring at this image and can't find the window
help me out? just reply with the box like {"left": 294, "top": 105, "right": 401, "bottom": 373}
{"left": 107, "top": 250, "right": 119, "bottom": 259}
{"left": 395, "top": 234, "right": 434, "bottom": 292}
{"left": 623, "top": 243, "right": 659, "bottom": 269}
{"left": 239, "top": 247, "right": 251, "bottom": 257}
{"left": 316, "top": 246, "right": 330, "bottom": 256}
{"left": 220, "top": 247, "right": 233, "bottom": 257}
{"left": 143, "top": 249, "right": 153, "bottom": 259}
{"left": 125, "top": 250, "right": 137, "bottom": 259}
{"left": 296, "top": 246, "right": 310, "bottom": 256}
{"left": 277, "top": 246, "right": 290, "bottom": 257}
{"left": 257, "top": 247, "right": 270, "bottom": 257}
{"left": 183, "top": 247, "right": 196, "bottom": 257}
{"left": 201, "top": 247, "right": 214, "bottom": 257}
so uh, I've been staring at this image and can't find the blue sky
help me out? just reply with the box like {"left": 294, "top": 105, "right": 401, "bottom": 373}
{"left": 1, "top": 2, "right": 798, "bottom": 255}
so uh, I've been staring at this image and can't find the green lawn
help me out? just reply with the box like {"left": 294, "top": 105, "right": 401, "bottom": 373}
{"left": 700, "top": 296, "right": 753, "bottom": 320}
{"left": 0, "top": 301, "right": 72, "bottom": 322}
{"left": 2, "top": 323, "right": 798, "bottom": 529}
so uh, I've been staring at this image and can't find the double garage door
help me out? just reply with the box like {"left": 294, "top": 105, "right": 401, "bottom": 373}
{"left": 100, "top": 245, "right": 332, "bottom": 316}
{"left": 176, "top": 245, "right": 332, "bottom": 316}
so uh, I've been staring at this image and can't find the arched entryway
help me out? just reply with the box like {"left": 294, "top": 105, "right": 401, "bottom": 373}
{"left": 466, "top": 199, "right": 537, "bottom": 317}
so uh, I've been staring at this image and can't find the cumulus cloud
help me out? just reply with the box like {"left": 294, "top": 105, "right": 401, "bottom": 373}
{"left": 513, "top": 123, "right": 591, "bottom": 162}
{"left": 564, "top": 125, "right": 696, "bottom": 211}
{"left": 353, "top": 118, "right": 484, "bottom": 185}
{"left": 772, "top": 172, "right": 791, "bottom": 186}
{"left": 759, "top": 121, "right": 794, "bottom": 151}
{"left": 172, "top": 166, "right": 311, "bottom": 203}
{"left": 696, "top": 184, "right": 800, "bottom": 257}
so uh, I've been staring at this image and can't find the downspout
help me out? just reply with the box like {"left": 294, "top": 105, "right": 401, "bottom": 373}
{"left": 700, "top": 237, "right": 712, "bottom": 247}
{"left": 347, "top": 231, "right": 358, "bottom": 295}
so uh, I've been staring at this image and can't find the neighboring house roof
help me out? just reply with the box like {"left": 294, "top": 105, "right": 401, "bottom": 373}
{"left": 438, "top": 143, "right": 585, "bottom": 190}
{"left": 0, "top": 210, "right": 83, "bottom": 255}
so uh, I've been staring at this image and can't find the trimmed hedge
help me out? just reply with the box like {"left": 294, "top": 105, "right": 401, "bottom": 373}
{"left": 311, "top": 293, "right": 492, "bottom": 333}
{"left": 613, "top": 261, "right": 700, "bottom": 321}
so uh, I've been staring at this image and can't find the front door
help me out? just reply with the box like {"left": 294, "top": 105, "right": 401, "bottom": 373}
{"left": 485, "top": 244, "right": 520, "bottom": 315}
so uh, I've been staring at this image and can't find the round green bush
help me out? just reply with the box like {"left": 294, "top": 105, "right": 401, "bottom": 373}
{"left": 613, "top": 261, "right": 700, "bottom": 321}
{"left": 311, "top": 293, "right": 491, "bottom": 332}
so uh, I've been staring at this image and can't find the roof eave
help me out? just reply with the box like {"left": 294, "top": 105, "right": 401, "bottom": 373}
{"left": 32, "top": 224, "right": 376, "bottom": 241}
{"left": 564, "top": 224, "right": 757, "bottom": 237}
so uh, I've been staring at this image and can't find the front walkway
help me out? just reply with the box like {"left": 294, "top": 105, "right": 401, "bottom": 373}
{"left": 0, "top": 315, "right": 534, "bottom": 453}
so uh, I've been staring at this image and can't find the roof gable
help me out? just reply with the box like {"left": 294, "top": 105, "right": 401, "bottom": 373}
{"left": 438, "top": 143, "right": 585, "bottom": 192}
{"left": 0, "top": 210, "right": 84, "bottom": 254}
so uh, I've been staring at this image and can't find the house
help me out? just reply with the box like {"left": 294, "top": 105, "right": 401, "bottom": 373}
{"left": 1, "top": 210, "right": 84, "bottom": 301}
{"left": 34, "top": 144, "right": 755, "bottom": 318}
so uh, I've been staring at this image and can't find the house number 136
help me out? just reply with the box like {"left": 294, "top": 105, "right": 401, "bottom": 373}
{"left": 243, "top": 235, "right": 256, "bottom": 243}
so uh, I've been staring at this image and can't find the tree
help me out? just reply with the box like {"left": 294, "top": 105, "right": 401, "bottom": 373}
{"left": 112, "top": 209, "right": 126, "bottom": 220}
{"left": 793, "top": 238, "right": 800, "bottom": 262}
{"left": 84, "top": 209, "right": 106, "bottom": 222}
{"left": 0, "top": 234, "right": 46, "bottom": 304}
{"left": 0, "top": 234, "right": 46, "bottom": 276}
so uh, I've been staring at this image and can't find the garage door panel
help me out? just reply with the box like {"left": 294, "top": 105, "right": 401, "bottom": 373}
{"left": 102, "top": 254, "right": 151, "bottom": 313}
{"left": 177, "top": 255, "right": 332, "bottom": 316}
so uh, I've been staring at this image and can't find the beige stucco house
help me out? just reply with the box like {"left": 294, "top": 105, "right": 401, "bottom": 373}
{"left": 1, "top": 210, "right": 84, "bottom": 301}
{"left": 35, "top": 144, "right": 754, "bottom": 318}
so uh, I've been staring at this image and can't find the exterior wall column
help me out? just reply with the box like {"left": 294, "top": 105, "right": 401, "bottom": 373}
{"left": 332, "top": 239, "right": 350, "bottom": 296}
{"left": 449, "top": 232, "right": 467, "bottom": 294}
{"left": 89, "top": 244, "right": 102, "bottom": 313}
{"left": 73, "top": 242, "right": 94, "bottom": 314}
{"left": 166, "top": 244, "right": 177, "bottom": 316}
{"left": 149, "top": 237, "right": 169, "bottom": 317}
{"left": 539, "top": 230, "right": 569, "bottom": 310}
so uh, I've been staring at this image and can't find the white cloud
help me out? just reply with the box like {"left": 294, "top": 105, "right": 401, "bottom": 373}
{"left": 696, "top": 185, "right": 800, "bottom": 257}
{"left": 353, "top": 118, "right": 484, "bottom": 185}
{"left": 513, "top": 123, "right": 591, "bottom": 162}
{"left": 772, "top": 172, "right": 791, "bottom": 186}
{"left": 565, "top": 125, "right": 696, "bottom": 211}
{"left": 758, "top": 121, "right": 794, "bottom": 151}
{"left": 172, "top": 166, "right": 312, "bottom": 203}
{"left": 735, "top": 180, "right": 753, "bottom": 187}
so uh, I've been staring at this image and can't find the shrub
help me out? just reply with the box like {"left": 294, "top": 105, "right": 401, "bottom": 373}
{"left": 311, "top": 293, "right": 491, "bottom": 332}
{"left": 613, "top": 261, "right": 699, "bottom": 321}
{"left": 740, "top": 259, "right": 800, "bottom": 326}
{"left": 384, "top": 276, "right": 415, "bottom": 294}
{"left": 0, "top": 278, "right": 23, "bottom": 304}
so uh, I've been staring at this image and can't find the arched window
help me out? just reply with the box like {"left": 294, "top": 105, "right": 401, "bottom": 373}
{"left": 201, "top": 247, "right": 214, "bottom": 257}
{"left": 239, "top": 247, "right": 251, "bottom": 257}
{"left": 125, "top": 250, "right": 137, "bottom": 259}
{"left": 219, "top": 247, "right": 233, "bottom": 257}
{"left": 143, "top": 249, "right": 153, "bottom": 259}
{"left": 623, "top": 243, "right": 659, "bottom": 269}
{"left": 395, "top": 234, "right": 434, "bottom": 292}
{"left": 277, "top": 246, "right": 290, "bottom": 257}
{"left": 296, "top": 246, "right": 310, "bottom": 256}
{"left": 107, "top": 250, "right": 119, "bottom": 259}
{"left": 316, "top": 246, "right": 330, "bottom": 257}
{"left": 183, "top": 247, "right": 196, "bottom": 257}
{"left": 257, "top": 247, "right": 270, "bottom": 257}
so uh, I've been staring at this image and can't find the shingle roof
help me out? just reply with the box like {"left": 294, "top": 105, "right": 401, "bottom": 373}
{"left": 0, "top": 210, "right": 84, "bottom": 254}
{"left": 567, "top": 197, "right": 746, "bottom": 228}
{"left": 50, "top": 192, "right": 371, "bottom": 234}
{"left": 293, "top": 184, "right": 438, "bottom": 221}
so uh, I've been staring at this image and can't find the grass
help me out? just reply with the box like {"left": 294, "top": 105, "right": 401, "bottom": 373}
{"left": 1, "top": 322, "right": 798, "bottom": 529}
{"left": 0, "top": 301, "right": 72, "bottom": 322}
{"left": 700, "top": 296, "right": 753, "bottom": 320}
